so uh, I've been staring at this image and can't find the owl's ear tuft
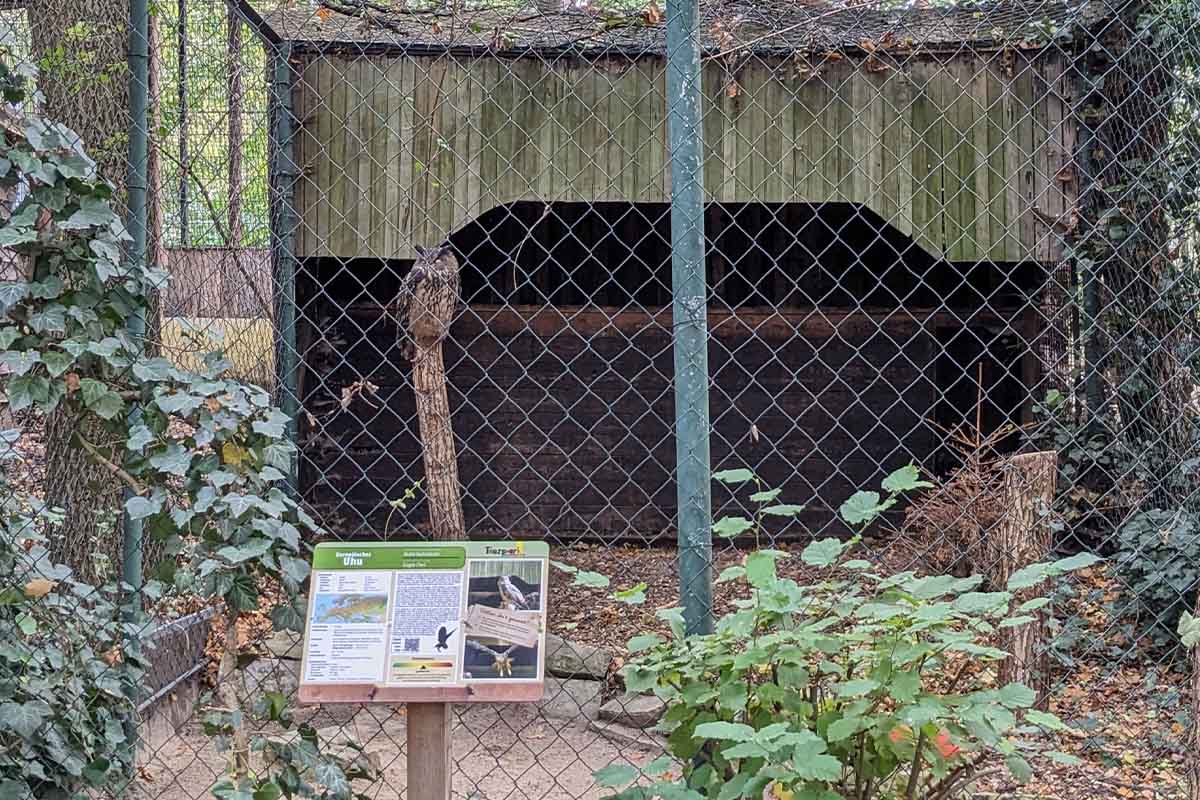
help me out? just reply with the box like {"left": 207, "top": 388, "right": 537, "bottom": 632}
{"left": 414, "top": 244, "right": 427, "bottom": 258}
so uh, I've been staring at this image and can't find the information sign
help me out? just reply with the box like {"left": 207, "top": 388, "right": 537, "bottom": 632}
{"left": 297, "top": 541, "right": 548, "bottom": 704}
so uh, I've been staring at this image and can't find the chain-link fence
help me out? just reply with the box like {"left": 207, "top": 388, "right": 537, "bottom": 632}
{"left": 2, "top": 0, "right": 1200, "bottom": 797}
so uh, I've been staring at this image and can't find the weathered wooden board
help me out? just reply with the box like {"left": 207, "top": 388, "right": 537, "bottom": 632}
{"left": 291, "top": 51, "right": 1072, "bottom": 263}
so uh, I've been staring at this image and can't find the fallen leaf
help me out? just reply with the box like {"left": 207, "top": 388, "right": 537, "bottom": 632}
{"left": 64, "top": 372, "right": 80, "bottom": 393}
{"left": 24, "top": 578, "right": 55, "bottom": 598}
{"left": 222, "top": 441, "right": 248, "bottom": 467}
{"left": 205, "top": 397, "right": 221, "bottom": 413}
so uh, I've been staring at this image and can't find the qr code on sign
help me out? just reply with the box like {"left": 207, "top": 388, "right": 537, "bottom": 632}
{"left": 402, "top": 638, "right": 420, "bottom": 653}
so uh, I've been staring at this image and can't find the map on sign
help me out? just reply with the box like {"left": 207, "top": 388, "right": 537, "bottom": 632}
{"left": 298, "top": 541, "right": 549, "bottom": 704}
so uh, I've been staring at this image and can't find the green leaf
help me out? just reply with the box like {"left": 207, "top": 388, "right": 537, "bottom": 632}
{"left": 1006, "top": 563, "right": 1052, "bottom": 591}
{"left": 1025, "top": 710, "right": 1069, "bottom": 731}
{"left": 712, "top": 468, "right": 755, "bottom": 484}
{"left": 761, "top": 503, "right": 805, "bottom": 517}
{"left": 693, "top": 721, "right": 756, "bottom": 742}
{"left": 279, "top": 555, "right": 310, "bottom": 584}
{"left": 253, "top": 781, "right": 283, "bottom": 800}
{"left": 1051, "top": 552, "right": 1101, "bottom": 573}
{"left": 613, "top": 582, "right": 647, "bottom": 605}
{"left": 15, "top": 612, "right": 36, "bottom": 635}
{"left": 0, "top": 350, "right": 40, "bottom": 376}
{"left": 881, "top": 464, "right": 933, "bottom": 493}
{"left": 627, "top": 634, "right": 662, "bottom": 653}
{"left": 227, "top": 575, "right": 260, "bottom": 611}
{"left": 796, "top": 753, "right": 842, "bottom": 782}
{"left": 840, "top": 491, "right": 884, "bottom": 526}
{"left": 1180, "top": 611, "right": 1200, "bottom": 648}
{"left": 712, "top": 516, "right": 754, "bottom": 538}
{"left": 716, "top": 565, "right": 745, "bottom": 583}
{"left": 749, "top": 488, "right": 781, "bottom": 503}
{"left": 27, "top": 305, "right": 66, "bottom": 333}
{"left": 593, "top": 764, "right": 639, "bottom": 788}
{"left": 826, "top": 716, "right": 862, "bottom": 741}
{"left": 0, "top": 700, "right": 50, "bottom": 738}
{"left": 997, "top": 682, "right": 1037, "bottom": 709}
{"left": 313, "top": 761, "right": 350, "bottom": 796}
{"left": 126, "top": 495, "right": 162, "bottom": 521}
{"left": 745, "top": 551, "right": 777, "bottom": 587}
{"left": 1046, "top": 750, "right": 1083, "bottom": 765}
{"left": 1005, "top": 754, "right": 1033, "bottom": 783}
{"left": 571, "top": 570, "right": 610, "bottom": 589}
{"left": 642, "top": 756, "right": 674, "bottom": 777}
{"left": 79, "top": 378, "right": 124, "bottom": 420}
{"left": 836, "top": 678, "right": 879, "bottom": 697}
{"left": 63, "top": 195, "right": 117, "bottom": 229}
{"left": 40, "top": 349, "right": 73, "bottom": 377}
{"left": 801, "top": 538, "right": 845, "bottom": 567}
{"left": 149, "top": 443, "right": 193, "bottom": 476}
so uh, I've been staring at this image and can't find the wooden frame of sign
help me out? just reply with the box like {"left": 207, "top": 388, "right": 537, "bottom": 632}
{"left": 296, "top": 541, "right": 549, "bottom": 706}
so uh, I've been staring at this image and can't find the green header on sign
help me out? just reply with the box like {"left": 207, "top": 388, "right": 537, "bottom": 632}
{"left": 311, "top": 540, "right": 548, "bottom": 571}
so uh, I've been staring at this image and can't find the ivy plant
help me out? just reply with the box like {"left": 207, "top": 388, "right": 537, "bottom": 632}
{"left": 595, "top": 467, "right": 1097, "bottom": 800}
{"left": 0, "top": 432, "right": 148, "bottom": 800}
{"left": 0, "top": 60, "right": 374, "bottom": 798}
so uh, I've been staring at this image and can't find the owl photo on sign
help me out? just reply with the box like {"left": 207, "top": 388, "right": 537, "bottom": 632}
{"left": 394, "top": 243, "right": 460, "bottom": 361}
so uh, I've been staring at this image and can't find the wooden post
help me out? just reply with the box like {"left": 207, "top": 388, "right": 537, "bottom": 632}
{"left": 987, "top": 450, "right": 1057, "bottom": 708}
{"left": 411, "top": 340, "right": 465, "bottom": 539}
{"left": 407, "top": 703, "right": 453, "bottom": 800}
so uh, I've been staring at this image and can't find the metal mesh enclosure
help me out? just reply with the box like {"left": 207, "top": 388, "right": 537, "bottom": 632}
{"left": 2, "top": 0, "right": 1200, "bottom": 797}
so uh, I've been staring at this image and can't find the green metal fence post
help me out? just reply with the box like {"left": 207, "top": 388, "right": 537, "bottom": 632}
{"left": 666, "top": 0, "right": 712, "bottom": 636}
{"left": 124, "top": 0, "right": 149, "bottom": 594}
{"left": 269, "top": 42, "right": 300, "bottom": 490}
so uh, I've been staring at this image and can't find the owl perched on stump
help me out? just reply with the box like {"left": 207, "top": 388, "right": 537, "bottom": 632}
{"left": 394, "top": 243, "right": 460, "bottom": 361}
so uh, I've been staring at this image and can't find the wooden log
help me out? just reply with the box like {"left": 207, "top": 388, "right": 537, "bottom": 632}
{"left": 988, "top": 450, "right": 1056, "bottom": 708}
{"left": 407, "top": 703, "right": 452, "bottom": 800}
{"left": 411, "top": 338, "right": 465, "bottom": 539}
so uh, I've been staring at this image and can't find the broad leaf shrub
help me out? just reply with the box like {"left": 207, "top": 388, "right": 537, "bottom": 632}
{"left": 0, "top": 60, "right": 375, "bottom": 798}
{"left": 0, "top": 432, "right": 147, "bottom": 800}
{"left": 596, "top": 466, "right": 1097, "bottom": 800}
{"left": 1113, "top": 508, "right": 1200, "bottom": 648}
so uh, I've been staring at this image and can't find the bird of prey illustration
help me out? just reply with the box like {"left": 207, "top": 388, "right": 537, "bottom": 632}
{"left": 394, "top": 242, "right": 460, "bottom": 362}
{"left": 435, "top": 625, "right": 454, "bottom": 652}
{"left": 465, "top": 639, "right": 521, "bottom": 677}
{"left": 497, "top": 574, "right": 541, "bottom": 611}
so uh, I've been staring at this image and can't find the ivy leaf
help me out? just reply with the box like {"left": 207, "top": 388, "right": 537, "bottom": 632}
{"left": 79, "top": 378, "right": 124, "bottom": 420}
{"left": 40, "top": 350, "right": 73, "bottom": 378}
{"left": 712, "top": 468, "right": 755, "bottom": 484}
{"left": 0, "top": 700, "right": 51, "bottom": 738}
{"left": 131, "top": 357, "right": 175, "bottom": 382}
{"left": 1179, "top": 611, "right": 1200, "bottom": 648}
{"left": 27, "top": 304, "right": 66, "bottom": 334}
{"left": 279, "top": 555, "right": 310, "bottom": 584}
{"left": 270, "top": 601, "right": 305, "bottom": 633}
{"left": 127, "top": 425, "right": 155, "bottom": 452}
{"left": 227, "top": 575, "right": 260, "bottom": 611}
{"left": 881, "top": 464, "right": 933, "bottom": 493}
{"left": 149, "top": 443, "right": 193, "bottom": 476}
{"left": 252, "top": 411, "right": 289, "bottom": 438}
{"left": 840, "top": 491, "right": 884, "bottom": 526}
{"left": 62, "top": 195, "right": 117, "bottom": 229}
{"left": 0, "top": 282, "right": 27, "bottom": 314}
{"left": 125, "top": 494, "right": 162, "bottom": 521}
{"left": 0, "top": 350, "right": 40, "bottom": 376}
{"left": 801, "top": 538, "right": 845, "bottom": 567}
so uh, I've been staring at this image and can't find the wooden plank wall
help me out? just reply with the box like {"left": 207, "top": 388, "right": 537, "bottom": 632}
{"left": 298, "top": 304, "right": 1032, "bottom": 539}
{"left": 292, "top": 50, "right": 1074, "bottom": 263}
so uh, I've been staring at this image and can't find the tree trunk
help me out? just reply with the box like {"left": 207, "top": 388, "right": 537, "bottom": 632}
{"left": 217, "top": 607, "right": 250, "bottom": 777}
{"left": 412, "top": 341, "right": 464, "bottom": 539}
{"left": 1191, "top": 589, "right": 1200, "bottom": 800}
{"left": 30, "top": 0, "right": 132, "bottom": 584}
{"left": 987, "top": 451, "right": 1057, "bottom": 709}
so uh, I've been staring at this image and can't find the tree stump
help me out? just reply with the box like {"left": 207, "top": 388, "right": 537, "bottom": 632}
{"left": 412, "top": 339, "right": 464, "bottom": 540}
{"left": 986, "top": 450, "right": 1057, "bottom": 708}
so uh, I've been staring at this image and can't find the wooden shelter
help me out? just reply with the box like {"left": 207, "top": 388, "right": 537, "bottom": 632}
{"left": 241, "top": 0, "right": 1102, "bottom": 538}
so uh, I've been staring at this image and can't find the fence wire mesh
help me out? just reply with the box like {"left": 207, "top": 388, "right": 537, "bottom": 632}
{"left": 1, "top": 0, "right": 1200, "bottom": 797}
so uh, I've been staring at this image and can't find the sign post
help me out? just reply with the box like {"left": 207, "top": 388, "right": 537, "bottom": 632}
{"left": 297, "top": 541, "right": 550, "bottom": 793}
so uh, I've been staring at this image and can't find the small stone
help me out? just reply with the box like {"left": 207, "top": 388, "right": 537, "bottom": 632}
{"left": 538, "top": 676, "right": 603, "bottom": 721}
{"left": 598, "top": 693, "right": 665, "bottom": 729}
{"left": 262, "top": 630, "right": 304, "bottom": 660}
{"left": 545, "top": 633, "right": 613, "bottom": 680}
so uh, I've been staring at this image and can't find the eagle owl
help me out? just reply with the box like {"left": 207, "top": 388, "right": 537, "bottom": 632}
{"left": 395, "top": 243, "right": 460, "bottom": 361}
